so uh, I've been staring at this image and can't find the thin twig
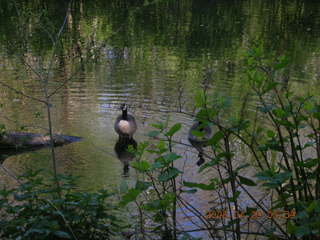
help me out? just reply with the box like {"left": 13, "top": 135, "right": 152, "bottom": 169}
{"left": 0, "top": 81, "right": 47, "bottom": 104}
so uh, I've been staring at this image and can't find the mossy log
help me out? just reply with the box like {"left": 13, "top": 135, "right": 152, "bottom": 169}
{"left": 0, "top": 132, "right": 81, "bottom": 150}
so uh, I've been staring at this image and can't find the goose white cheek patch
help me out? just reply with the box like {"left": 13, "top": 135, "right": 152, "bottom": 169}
{"left": 118, "top": 120, "right": 131, "bottom": 134}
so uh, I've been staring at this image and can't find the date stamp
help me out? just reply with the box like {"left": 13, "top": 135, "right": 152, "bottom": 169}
{"left": 204, "top": 208, "right": 296, "bottom": 220}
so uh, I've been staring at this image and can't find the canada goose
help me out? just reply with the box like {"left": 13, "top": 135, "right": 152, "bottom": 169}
{"left": 114, "top": 136, "right": 137, "bottom": 176}
{"left": 188, "top": 120, "right": 213, "bottom": 166}
{"left": 114, "top": 104, "right": 137, "bottom": 138}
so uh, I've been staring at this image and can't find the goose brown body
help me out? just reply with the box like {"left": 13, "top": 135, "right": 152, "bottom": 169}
{"left": 114, "top": 104, "right": 137, "bottom": 138}
{"left": 188, "top": 121, "right": 213, "bottom": 166}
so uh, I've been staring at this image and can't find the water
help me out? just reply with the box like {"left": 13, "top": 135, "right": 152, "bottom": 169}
{"left": 0, "top": 0, "right": 320, "bottom": 237}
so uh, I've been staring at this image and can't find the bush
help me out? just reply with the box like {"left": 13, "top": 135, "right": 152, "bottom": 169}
{"left": 0, "top": 170, "right": 123, "bottom": 240}
{"left": 118, "top": 46, "right": 320, "bottom": 240}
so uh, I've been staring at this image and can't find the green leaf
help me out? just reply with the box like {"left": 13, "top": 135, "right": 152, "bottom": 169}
{"left": 165, "top": 123, "right": 181, "bottom": 137}
{"left": 158, "top": 167, "right": 182, "bottom": 182}
{"left": 256, "top": 170, "right": 292, "bottom": 189}
{"left": 135, "top": 181, "right": 152, "bottom": 191}
{"left": 151, "top": 122, "right": 164, "bottom": 130}
{"left": 144, "top": 193, "right": 175, "bottom": 211}
{"left": 198, "top": 158, "right": 221, "bottom": 172}
{"left": 295, "top": 158, "right": 318, "bottom": 168}
{"left": 238, "top": 176, "right": 257, "bottom": 186}
{"left": 255, "top": 169, "right": 274, "bottom": 181}
{"left": 266, "top": 130, "right": 275, "bottom": 138}
{"left": 229, "top": 191, "right": 241, "bottom": 202}
{"left": 181, "top": 189, "right": 197, "bottom": 194}
{"left": 147, "top": 130, "right": 160, "bottom": 137}
{"left": 222, "top": 177, "right": 231, "bottom": 184}
{"left": 163, "top": 153, "right": 181, "bottom": 163}
{"left": 163, "top": 192, "right": 175, "bottom": 203}
{"left": 183, "top": 181, "right": 216, "bottom": 190}
{"left": 151, "top": 161, "right": 164, "bottom": 170}
{"left": 131, "top": 161, "right": 150, "bottom": 172}
{"left": 207, "top": 131, "right": 224, "bottom": 145}
{"left": 143, "top": 200, "right": 161, "bottom": 211}
{"left": 275, "top": 119, "right": 294, "bottom": 128}
{"left": 275, "top": 172, "right": 292, "bottom": 183}
{"left": 235, "top": 163, "right": 250, "bottom": 172}
{"left": 273, "top": 108, "right": 287, "bottom": 118}
{"left": 147, "top": 140, "right": 167, "bottom": 154}
{"left": 120, "top": 189, "right": 141, "bottom": 206}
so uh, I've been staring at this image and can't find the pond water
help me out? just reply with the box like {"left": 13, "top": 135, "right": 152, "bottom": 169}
{"left": 0, "top": 0, "right": 320, "bottom": 237}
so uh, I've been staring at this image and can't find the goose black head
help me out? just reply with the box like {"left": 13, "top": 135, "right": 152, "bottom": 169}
{"left": 120, "top": 103, "right": 127, "bottom": 110}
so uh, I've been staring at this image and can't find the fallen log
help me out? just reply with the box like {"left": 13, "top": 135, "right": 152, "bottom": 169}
{"left": 0, "top": 132, "right": 81, "bottom": 150}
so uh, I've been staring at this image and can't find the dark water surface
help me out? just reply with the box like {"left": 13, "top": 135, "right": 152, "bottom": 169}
{"left": 0, "top": 1, "right": 320, "bottom": 235}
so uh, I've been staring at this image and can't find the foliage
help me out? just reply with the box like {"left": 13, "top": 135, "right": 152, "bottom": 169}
{"left": 0, "top": 170, "right": 123, "bottom": 240}
{"left": 192, "top": 45, "right": 320, "bottom": 239}
{"left": 118, "top": 46, "right": 320, "bottom": 240}
{"left": 243, "top": 46, "right": 320, "bottom": 239}
{"left": 120, "top": 122, "right": 183, "bottom": 239}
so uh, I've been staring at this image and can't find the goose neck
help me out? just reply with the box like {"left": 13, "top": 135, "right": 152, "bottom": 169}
{"left": 122, "top": 109, "right": 128, "bottom": 120}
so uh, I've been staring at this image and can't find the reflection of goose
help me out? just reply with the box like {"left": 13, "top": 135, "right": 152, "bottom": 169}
{"left": 114, "top": 136, "right": 137, "bottom": 176}
{"left": 114, "top": 104, "right": 137, "bottom": 139}
{"left": 188, "top": 120, "right": 213, "bottom": 166}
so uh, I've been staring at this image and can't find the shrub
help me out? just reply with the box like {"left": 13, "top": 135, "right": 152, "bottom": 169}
{"left": 119, "top": 46, "right": 320, "bottom": 240}
{"left": 0, "top": 170, "right": 123, "bottom": 240}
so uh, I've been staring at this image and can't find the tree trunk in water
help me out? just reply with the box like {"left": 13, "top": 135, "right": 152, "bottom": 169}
{"left": 0, "top": 132, "right": 81, "bottom": 150}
